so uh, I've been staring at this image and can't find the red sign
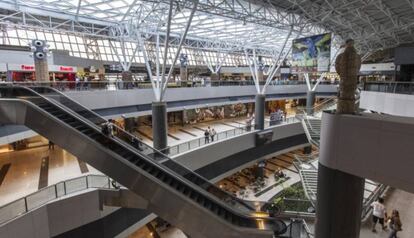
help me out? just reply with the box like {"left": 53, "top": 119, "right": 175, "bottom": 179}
{"left": 21, "top": 65, "right": 35, "bottom": 71}
{"left": 59, "top": 66, "right": 74, "bottom": 72}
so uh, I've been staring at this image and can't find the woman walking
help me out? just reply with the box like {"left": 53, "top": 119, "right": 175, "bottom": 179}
{"left": 388, "top": 210, "right": 402, "bottom": 238}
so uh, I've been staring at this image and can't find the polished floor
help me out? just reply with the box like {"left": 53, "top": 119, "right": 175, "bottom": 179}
{"left": 0, "top": 141, "right": 101, "bottom": 205}
{"left": 134, "top": 116, "right": 264, "bottom": 147}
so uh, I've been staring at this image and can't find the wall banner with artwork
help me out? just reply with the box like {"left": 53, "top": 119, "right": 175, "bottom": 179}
{"left": 291, "top": 33, "right": 332, "bottom": 73}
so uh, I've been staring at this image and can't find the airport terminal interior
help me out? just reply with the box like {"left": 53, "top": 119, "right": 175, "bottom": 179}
{"left": 0, "top": 0, "right": 414, "bottom": 237}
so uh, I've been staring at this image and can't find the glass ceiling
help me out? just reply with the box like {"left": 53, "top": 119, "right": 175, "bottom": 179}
{"left": 0, "top": 0, "right": 323, "bottom": 52}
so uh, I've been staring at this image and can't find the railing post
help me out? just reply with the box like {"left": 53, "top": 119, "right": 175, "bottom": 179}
{"left": 86, "top": 176, "right": 89, "bottom": 188}
{"left": 24, "top": 197, "right": 28, "bottom": 212}
{"left": 54, "top": 184, "right": 58, "bottom": 199}
{"left": 63, "top": 181, "right": 67, "bottom": 195}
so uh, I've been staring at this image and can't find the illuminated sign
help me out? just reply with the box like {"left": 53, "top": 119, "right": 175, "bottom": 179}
{"left": 59, "top": 66, "right": 74, "bottom": 72}
{"left": 20, "top": 65, "right": 35, "bottom": 71}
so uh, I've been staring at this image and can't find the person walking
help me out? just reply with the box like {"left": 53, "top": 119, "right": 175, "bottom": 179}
{"left": 48, "top": 140, "right": 55, "bottom": 150}
{"left": 101, "top": 119, "right": 114, "bottom": 137}
{"left": 204, "top": 128, "right": 210, "bottom": 144}
{"left": 210, "top": 128, "right": 216, "bottom": 142}
{"left": 371, "top": 197, "right": 387, "bottom": 232}
{"left": 388, "top": 210, "right": 402, "bottom": 238}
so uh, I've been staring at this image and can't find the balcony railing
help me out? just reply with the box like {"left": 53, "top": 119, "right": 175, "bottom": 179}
{"left": 364, "top": 81, "right": 414, "bottom": 95}
{"left": 164, "top": 116, "right": 300, "bottom": 156}
{"left": 0, "top": 174, "right": 115, "bottom": 225}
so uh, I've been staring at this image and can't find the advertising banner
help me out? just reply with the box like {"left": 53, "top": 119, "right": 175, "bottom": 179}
{"left": 292, "top": 33, "right": 332, "bottom": 73}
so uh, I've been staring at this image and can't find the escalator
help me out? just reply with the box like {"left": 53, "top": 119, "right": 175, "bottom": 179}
{"left": 0, "top": 86, "right": 286, "bottom": 238}
{"left": 28, "top": 86, "right": 265, "bottom": 211}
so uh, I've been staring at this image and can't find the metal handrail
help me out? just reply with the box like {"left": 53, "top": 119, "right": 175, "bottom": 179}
{"left": 0, "top": 174, "right": 114, "bottom": 225}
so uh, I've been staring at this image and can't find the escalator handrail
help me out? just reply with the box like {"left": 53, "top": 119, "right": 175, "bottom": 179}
{"left": 0, "top": 87, "right": 285, "bottom": 232}
{"left": 28, "top": 86, "right": 272, "bottom": 213}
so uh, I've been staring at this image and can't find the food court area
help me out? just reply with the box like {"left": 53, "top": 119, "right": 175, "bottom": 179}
{"left": 216, "top": 147, "right": 315, "bottom": 203}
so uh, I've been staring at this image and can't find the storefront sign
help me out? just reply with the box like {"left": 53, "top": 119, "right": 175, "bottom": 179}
{"left": 49, "top": 65, "right": 77, "bottom": 72}
{"left": 6, "top": 64, "right": 77, "bottom": 73}
{"left": 20, "top": 65, "right": 35, "bottom": 71}
{"left": 6, "top": 64, "right": 33, "bottom": 71}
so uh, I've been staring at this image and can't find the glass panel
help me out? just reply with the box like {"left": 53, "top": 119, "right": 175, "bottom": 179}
{"left": 64, "top": 177, "right": 87, "bottom": 194}
{"left": 189, "top": 139, "right": 199, "bottom": 150}
{"left": 26, "top": 186, "right": 56, "bottom": 210}
{"left": 56, "top": 182, "right": 65, "bottom": 197}
{"left": 0, "top": 199, "right": 26, "bottom": 224}
{"left": 178, "top": 143, "right": 189, "bottom": 154}
{"left": 217, "top": 132, "right": 226, "bottom": 140}
{"left": 227, "top": 130, "right": 235, "bottom": 137}
{"left": 168, "top": 146, "right": 178, "bottom": 156}
{"left": 88, "top": 175, "right": 109, "bottom": 188}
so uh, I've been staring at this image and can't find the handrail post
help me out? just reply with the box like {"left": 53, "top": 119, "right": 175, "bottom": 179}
{"left": 24, "top": 197, "right": 28, "bottom": 212}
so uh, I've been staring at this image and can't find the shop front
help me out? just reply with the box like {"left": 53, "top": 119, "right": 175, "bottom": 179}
{"left": 5, "top": 64, "right": 77, "bottom": 82}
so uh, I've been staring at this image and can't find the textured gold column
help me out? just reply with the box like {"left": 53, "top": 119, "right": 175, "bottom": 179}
{"left": 335, "top": 41, "right": 361, "bottom": 114}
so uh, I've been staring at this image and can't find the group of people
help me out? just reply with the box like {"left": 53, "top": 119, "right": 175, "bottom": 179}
{"left": 204, "top": 126, "right": 217, "bottom": 144}
{"left": 371, "top": 197, "right": 403, "bottom": 238}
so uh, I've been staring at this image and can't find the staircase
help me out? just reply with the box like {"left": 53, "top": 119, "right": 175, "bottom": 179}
{"left": 301, "top": 118, "right": 322, "bottom": 148}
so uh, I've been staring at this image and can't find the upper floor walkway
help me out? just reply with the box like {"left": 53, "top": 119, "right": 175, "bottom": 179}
{"left": 2, "top": 81, "right": 338, "bottom": 118}
{"left": 361, "top": 81, "right": 414, "bottom": 117}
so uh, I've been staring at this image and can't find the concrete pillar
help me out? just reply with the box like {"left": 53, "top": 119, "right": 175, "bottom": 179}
{"left": 31, "top": 40, "right": 49, "bottom": 82}
{"left": 315, "top": 163, "right": 365, "bottom": 238}
{"left": 254, "top": 94, "right": 265, "bottom": 130}
{"left": 306, "top": 91, "right": 316, "bottom": 115}
{"left": 315, "top": 41, "right": 364, "bottom": 238}
{"left": 152, "top": 102, "right": 168, "bottom": 151}
{"left": 180, "top": 66, "right": 187, "bottom": 81}
{"left": 211, "top": 72, "right": 219, "bottom": 81}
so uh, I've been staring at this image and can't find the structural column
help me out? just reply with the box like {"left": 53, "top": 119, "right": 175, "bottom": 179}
{"left": 180, "top": 65, "right": 187, "bottom": 81}
{"left": 152, "top": 102, "right": 168, "bottom": 151}
{"left": 315, "top": 40, "right": 364, "bottom": 238}
{"left": 306, "top": 90, "right": 316, "bottom": 115}
{"left": 316, "top": 164, "right": 365, "bottom": 238}
{"left": 254, "top": 94, "right": 265, "bottom": 130}
{"left": 31, "top": 40, "right": 49, "bottom": 81}
{"left": 180, "top": 53, "right": 188, "bottom": 82}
